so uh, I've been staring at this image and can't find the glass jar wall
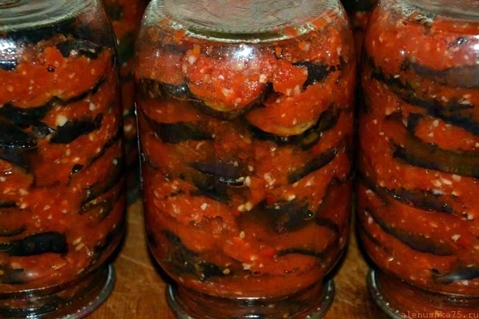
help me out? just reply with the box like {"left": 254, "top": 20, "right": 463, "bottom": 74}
{"left": 0, "top": 0, "right": 126, "bottom": 317}
{"left": 135, "top": 0, "right": 356, "bottom": 318}
{"left": 357, "top": 0, "right": 479, "bottom": 317}
{"left": 341, "top": 0, "right": 377, "bottom": 59}
{"left": 103, "top": 0, "right": 148, "bottom": 184}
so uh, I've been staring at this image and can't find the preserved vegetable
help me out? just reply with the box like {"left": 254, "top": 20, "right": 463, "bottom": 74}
{"left": 0, "top": 0, "right": 126, "bottom": 317}
{"left": 357, "top": 0, "right": 479, "bottom": 316}
{"left": 136, "top": 0, "right": 356, "bottom": 318}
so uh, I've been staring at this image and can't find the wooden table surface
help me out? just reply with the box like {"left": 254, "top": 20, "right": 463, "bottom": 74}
{"left": 88, "top": 199, "right": 390, "bottom": 319}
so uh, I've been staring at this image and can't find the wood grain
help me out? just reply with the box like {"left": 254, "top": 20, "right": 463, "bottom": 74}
{"left": 88, "top": 200, "right": 389, "bottom": 319}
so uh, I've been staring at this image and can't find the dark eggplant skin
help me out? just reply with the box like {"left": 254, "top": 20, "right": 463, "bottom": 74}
{"left": 0, "top": 226, "right": 26, "bottom": 238}
{"left": 367, "top": 57, "right": 479, "bottom": 136}
{"left": 138, "top": 78, "right": 271, "bottom": 120}
{"left": 81, "top": 127, "right": 123, "bottom": 171}
{"left": 401, "top": 58, "right": 479, "bottom": 89}
{"left": 392, "top": 138, "right": 479, "bottom": 179}
{"left": 237, "top": 199, "right": 314, "bottom": 234}
{"left": 249, "top": 108, "right": 341, "bottom": 150}
{"left": 0, "top": 149, "right": 32, "bottom": 172}
{"left": 56, "top": 39, "right": 102, "bottom": 59}
{"left": 192, "top": 83, "right": 272, "bottom": 121}
{"left": 0, "top": 117, "right": 37, "bottom": 151}
{"left": 84, "top": 156, "right": 124, "bottom": 204}
{"left": 385, "top": 187, "right": 455, "bottom": 214}
{"left": 140, "top": 109, "right": 213, "bottom": 144}
{"left": 4, "top": 17, "right": 77, "bottom": 44}
{"left": 288, "top": 147, "right": 338, "bottom": 184}
{"left": 359, "top": 172, "right": 457, "bottom": 215}
{"left": 0, "top": 77, "right": 105, "bottom": 128}
{"left": 357, "top": 214, "right": 387, "bottom": 251}
{"left": 315, "top": 177, "right": 351, "bottom": 234}
{"left": 432, "top": 267, "right": 479, "bottom": 285}
{"left": 137, "top": 78, "right": 167, "bottom": 100}
{"left": 0, "top": 266, "right": 26, "bottom": 284}
{"left": 237, "top": 190, "right": 344, "bottom": 236}
{"left": 0, "top": 232, "right": 68, "bottom": 257}
{"left": 191, "top": 161, "right": 245, "bottom": 187}
{"left": 0, "top": 201, "right": 17, "bottom": 209}
{"left": 192, "top": 175, "right": 231, "bottom": 203}
{"left": 153, "top": 122, "right": 212, "bottom": 144}
{"left": 161, "top": 230, "right": 227, "bottom": 281}
{"left": 365, "top": 206, "right": 454, "bottom": 256}
{"left": 80, "top": 181, "right": 122, "bottom": 220}
{"left": 293, "top": 61, "right": 342, "bottom": 89}
{"left": 93, "top": 216, "right": 126, "bottom": 256}
{"left": 50, "top": 113, "right": 103, "bottom": 144}
{"left": 383, "top": 112, "right": 479, "bottom": 178}
{"left": 276, "top": 248, "right": 324, "bottom": 259}
{"left": 359, "top": 176, "right": 457, "bottom": 256}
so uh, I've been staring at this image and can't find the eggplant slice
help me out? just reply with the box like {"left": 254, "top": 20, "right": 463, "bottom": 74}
{"left": 161, "top": 230, "right": 228, "bottom": 281}
{"left": 288, "top": 146, "right": 338, "bottom": 184}
{"left": 432, "top": 267, "right": 479, "bottom": 285}
{"left": 237, "top": 199, "right": 314, "bottom": 234}
{"left": 368, "top": 57, "right": 479, "bottom": 136}
{"left": 0, "top": 77, "right": 105, "bottom": 128}
{"left": 0, "top": 117, "right": 37, "bottom": 151}
{"left": 50, "top": 114, "right": 103, "bottom": 144}
{"left": 140, "top": 109, "right": 213, "bottom": 144}
{"left": 401, "top": 58, "right": 479, "bottom": 89}
{"left": 365, "top": 207, "right": 454, "bottom": 256}
{"left": 249, "top": 107, "right": 341, "bottom": 150}
{"left": 359, "top": 173, "right": 458, "bottom": 215}
{"left": 0, "top": 232, "right": 68, "bottom": 256}
{"left": 293, "top": 61, "right": 343, "bottom": 89}
{"left": 190, "top": 161, "right": 245, "bottom": 187}
{"left": 138, "top": 77, "right": 272, "bottom": 120}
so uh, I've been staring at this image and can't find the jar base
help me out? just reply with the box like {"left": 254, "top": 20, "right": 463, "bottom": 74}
{"left": 0, "top": 264, "right": 115, "bottom": 319}
{"left": 166, "top": 280, "right": 335, "bottom": 319}
{"left": 368, "top": 269, "right": 479, "bottom": 319}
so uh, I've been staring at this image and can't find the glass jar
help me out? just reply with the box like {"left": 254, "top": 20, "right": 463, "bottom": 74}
{"left": 103, "top": 0, "right": 148, "bottom": 188}
{"left": 0, "top": 0, "right": 126, "bottom": 317}
{"left": 135, "top": 0, "right": 356, "bottom": 318}
{"left": 357, "top": 0, "right": 479, "bottom": 317}
{"left": 341, "top": 0, "right": 377, "bottom": 59}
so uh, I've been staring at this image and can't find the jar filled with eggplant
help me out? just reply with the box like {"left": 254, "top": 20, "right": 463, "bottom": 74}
{"left": 0, "top": 0, "right": 126, "bottom": 317}
{"left": 135, "top": 0, "right": 356, "bottom": 318}
{"left": 103, "top": 0, "right": 148, "bottom": 200}
{"left": 357, "top": 0, "right": 479, "bottom": 317}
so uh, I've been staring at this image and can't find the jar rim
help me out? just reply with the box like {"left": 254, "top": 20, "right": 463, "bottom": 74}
{"left": 385, "top": 0, "right": 479, "bottom": 23}
{"left": 0, "top": 0, "right": 93, "bottom": 32}
{"left": 149, "top": 0, "right": 345, "bottom": 43}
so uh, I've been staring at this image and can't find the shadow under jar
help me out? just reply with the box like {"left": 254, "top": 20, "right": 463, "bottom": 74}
{"left": 135, "top": 0, "right": 356, "bottom": 318}
{"left": 357, "top": 0, "right": 479, "bottom": 317}
{"left": 0, "top": 0, "right": 126, "bottom": 317}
